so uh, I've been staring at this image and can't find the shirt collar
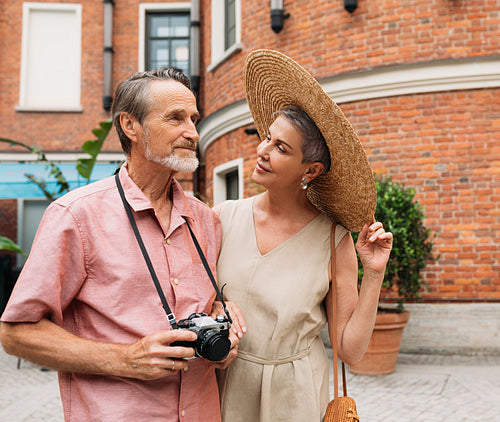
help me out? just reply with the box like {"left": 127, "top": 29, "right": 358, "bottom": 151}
{"left": 118, "top": 163, "right": 196, "bottom": 224}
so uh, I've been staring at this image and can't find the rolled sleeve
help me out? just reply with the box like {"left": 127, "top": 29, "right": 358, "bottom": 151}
{"left": 1, "top": 202, "right": 87, "bottom": 325}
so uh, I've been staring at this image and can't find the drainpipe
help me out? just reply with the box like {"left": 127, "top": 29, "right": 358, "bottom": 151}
{"left": 190, "top": 0, "right": 200, "bottom": 94}
{"left": 103, "top": 0, "right": 114, "bottom": 111}
{"left": 190, "top": 0, "right": 201, "bottom": 197}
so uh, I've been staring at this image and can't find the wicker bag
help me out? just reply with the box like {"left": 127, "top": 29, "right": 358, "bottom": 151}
{"left": 323, "top": 365, "right": 359, "bottom": 422}
{"left": 324, "top": 224, "right": 360, "bottom": 422}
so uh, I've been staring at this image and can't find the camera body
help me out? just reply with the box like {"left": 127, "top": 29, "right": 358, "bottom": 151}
{"left": 171, "top": 313, "right": 231, "bottom": 362}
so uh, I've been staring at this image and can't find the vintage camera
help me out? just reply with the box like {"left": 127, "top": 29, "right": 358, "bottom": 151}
{"left": 171, "top": 313, "right": 231, "bottom": 362}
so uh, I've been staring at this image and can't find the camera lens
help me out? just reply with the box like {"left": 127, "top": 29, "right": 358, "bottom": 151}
{"left": 198, "top": 330, "right": 231, "bottom": 362}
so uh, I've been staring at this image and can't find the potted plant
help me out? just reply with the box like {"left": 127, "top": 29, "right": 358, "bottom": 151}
{"left": 349, "top": 175, "right": 438, "bottom": 375}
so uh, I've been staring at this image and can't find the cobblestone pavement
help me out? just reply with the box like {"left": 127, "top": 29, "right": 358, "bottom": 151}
{"left": 1, "top": 346, "right": 500, "bottom": 421}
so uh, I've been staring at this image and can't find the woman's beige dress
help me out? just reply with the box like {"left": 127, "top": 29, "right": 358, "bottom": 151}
{"left": 216, "top": 197, "right": 348, "bottom": 422}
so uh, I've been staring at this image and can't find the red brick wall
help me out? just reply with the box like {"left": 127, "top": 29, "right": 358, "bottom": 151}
{"left": 198, "top": 0, "right": 500, "bottom": 116}
{"left": 0, "top": 0, "right": 120, "bottom": 152}
{"left": 348, "top": 89, "right": 500, "bottom": 300}
{"left": 0, "top": 200, "right": 18, "bottom": 243}
{"left": 200, "top": 1, "right": 500, "bottom": 301}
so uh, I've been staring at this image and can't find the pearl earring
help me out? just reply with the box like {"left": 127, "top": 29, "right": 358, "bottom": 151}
{"left": 301, "top": 177, "right": 308, "bottom": 190}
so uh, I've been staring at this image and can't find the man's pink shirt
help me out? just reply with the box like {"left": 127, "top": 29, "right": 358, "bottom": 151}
{"left": 2, "top": 165, "right": 223, "bottom": 421}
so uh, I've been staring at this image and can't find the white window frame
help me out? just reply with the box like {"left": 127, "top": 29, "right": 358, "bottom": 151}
{"left": 138, "top": 2, "right": 191, "bottom": 72}
{"left": 213, "top": 158, "right": 244, "bottom": 205}
{"left": 17, "top": 2, "right": 82, "bottom": 112}
{"left": 208, "top": 0, "right": 242, "bottom": 71}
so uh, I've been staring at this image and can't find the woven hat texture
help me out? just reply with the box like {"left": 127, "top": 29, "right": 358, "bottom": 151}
{"left": 244, "top": 49, "right": 376, "bottom": 232}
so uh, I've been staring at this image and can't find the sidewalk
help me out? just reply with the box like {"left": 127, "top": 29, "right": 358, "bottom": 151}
{"left": 327, "top": 350, "right": 500, "bottom": 422}
{"left": 1, "top": 346, "right": 499, "bottom": 421}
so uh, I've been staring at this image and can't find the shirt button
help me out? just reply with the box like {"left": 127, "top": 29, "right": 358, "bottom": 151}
{"left": 165, "top": 238, "right": 171, "bottom": 245}
{"left": 181, "top": 410, "right": 185, "bottom": 417}
{"left": 173, "top": 278, "right": 179, "bottom": 285}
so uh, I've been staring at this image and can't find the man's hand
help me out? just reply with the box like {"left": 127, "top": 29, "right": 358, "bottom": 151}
{"left": 124, "top": 330, "right": 197, "bottom": 380}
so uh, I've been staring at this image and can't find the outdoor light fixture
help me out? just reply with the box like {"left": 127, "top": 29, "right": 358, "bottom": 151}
{"left": 344, "top": 0, "right": 358, "bottom": 13}
{"left": 270, "top": 0, "right": 290, "bottom": 33}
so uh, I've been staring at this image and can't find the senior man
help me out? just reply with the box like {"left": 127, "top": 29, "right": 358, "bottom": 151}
{"left": 1, "top": 68, "right": 242, "bottom": 421}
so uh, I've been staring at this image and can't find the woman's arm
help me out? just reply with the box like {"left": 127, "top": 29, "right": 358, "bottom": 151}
{"left": 326, "top": 222, "right": 393, "bottom": 365}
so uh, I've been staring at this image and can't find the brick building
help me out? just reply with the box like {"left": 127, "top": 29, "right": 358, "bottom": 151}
{"left": 1, "top": 1, "right": 499, "bottom": 353}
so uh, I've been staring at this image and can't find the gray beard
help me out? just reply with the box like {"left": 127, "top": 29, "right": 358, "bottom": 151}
{"left": 145, "top": 147, "right": 199, "bottom": 173}
{"left": 142, "top": 126, "right": 199, "bottom": 173}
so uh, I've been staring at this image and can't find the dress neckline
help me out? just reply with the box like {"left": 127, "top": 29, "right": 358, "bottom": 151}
{"left": 249, "top": 196, "right": 324, "bottom": 257}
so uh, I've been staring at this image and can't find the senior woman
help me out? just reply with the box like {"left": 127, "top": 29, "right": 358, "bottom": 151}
{"left": 214, "top": 50, "right": 393, "bottom": 421}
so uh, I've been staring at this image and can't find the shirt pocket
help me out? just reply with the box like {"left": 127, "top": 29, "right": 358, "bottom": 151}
{"left": 189, "top": 263, "right": 217, "bottom": 314}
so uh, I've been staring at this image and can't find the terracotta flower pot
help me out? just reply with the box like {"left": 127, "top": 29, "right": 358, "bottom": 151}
{"left": 348, "top": 310, "right": 410, "bottom": 375}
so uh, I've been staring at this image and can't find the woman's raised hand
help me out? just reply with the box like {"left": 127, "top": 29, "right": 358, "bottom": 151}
{"left": 355, "top": 219, "right": 393, "bottom": 275}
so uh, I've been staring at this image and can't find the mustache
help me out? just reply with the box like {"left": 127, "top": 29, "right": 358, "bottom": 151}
{"left": 173, "top": 139, "right": 197, "bottom": 150}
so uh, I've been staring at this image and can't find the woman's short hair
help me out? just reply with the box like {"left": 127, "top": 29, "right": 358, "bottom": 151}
{"left": 274, "top": 106, "right": 331, "bottom": 173}
{"left": 111, "top": 68, "right": 191, "bottom": 155}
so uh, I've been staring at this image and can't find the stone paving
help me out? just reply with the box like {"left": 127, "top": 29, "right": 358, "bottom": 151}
{"left": 1, "top": 345, "right": 500, "bottom": 421}
{"left": 328, "top": 350, "right": 500, "bottom": 422}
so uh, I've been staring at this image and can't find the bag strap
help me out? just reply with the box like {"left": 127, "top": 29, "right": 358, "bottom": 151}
{"left": 330, "top": 223, "right": 348, "bottom": 406}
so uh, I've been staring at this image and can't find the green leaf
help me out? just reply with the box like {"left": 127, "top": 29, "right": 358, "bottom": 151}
{"left": 76, "top": 118, "right": 113, "bottom": 183}
{"left": 0, "top": 236, "right": 27, "bottom": 256}
{"left": 76, "top": 158, "right": 94, "bottom": 180}
{"left": 81, "top": 140, "right": 103, "bottom": 157}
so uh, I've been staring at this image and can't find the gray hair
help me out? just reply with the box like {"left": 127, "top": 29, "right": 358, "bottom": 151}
{"left": 274, "top": 106, "right": 331, "bottom": 173}
{"left": 111, "top": 68, "right": 191, "bottom": 155}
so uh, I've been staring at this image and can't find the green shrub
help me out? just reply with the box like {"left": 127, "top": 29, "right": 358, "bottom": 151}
{"left": 353, "top": 175, "right": 438, "bottom": 312}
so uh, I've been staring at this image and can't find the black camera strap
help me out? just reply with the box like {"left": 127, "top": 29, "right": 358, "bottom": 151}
{"left": 182, "top": 218, "right": 232, "bottom": 323}
{"left": 115, "top": 173, "right": 232, "bottom": 329}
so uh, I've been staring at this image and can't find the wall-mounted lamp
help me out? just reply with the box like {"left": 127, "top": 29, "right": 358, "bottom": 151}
{"left": 344, "top": 0, "right": 358, "bottom": 13}
{"left": 270, "top": 0, "right": 290, "bottom": 33}
{"left": 244, "top": 128, "right": 258, "bottom": 136}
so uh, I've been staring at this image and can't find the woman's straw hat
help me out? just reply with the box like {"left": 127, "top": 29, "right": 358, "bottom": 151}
{"left": 244, "top": 49, "right": 376, "bottom": 232}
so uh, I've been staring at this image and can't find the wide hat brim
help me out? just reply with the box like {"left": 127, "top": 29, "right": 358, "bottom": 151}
{"left": 244, "top": 49, "right": 376, "bottom": 232}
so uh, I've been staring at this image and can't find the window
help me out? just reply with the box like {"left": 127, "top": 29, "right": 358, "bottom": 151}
{"left": 145, "top": 13, "right": 190, "bottom": 73}
{"left": 138, "top": 3, "right": 191, "bottom": 73}
{"left": 213, "top": 158, "right": 244, "bottom": 205}
{"left": 225, "top": 170, "right": 239, "bottom": 200}
{"left": 17, "top": 3, "right": 82, "bottom": 112}
{"left": 16, "top": 198, "right": 50, "bottom": 267}
{"left": 209, "top": 0, "right": 241, "bottom": 71}
{"left": 224, "top": 0, "right": 236, "bottom": 50}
